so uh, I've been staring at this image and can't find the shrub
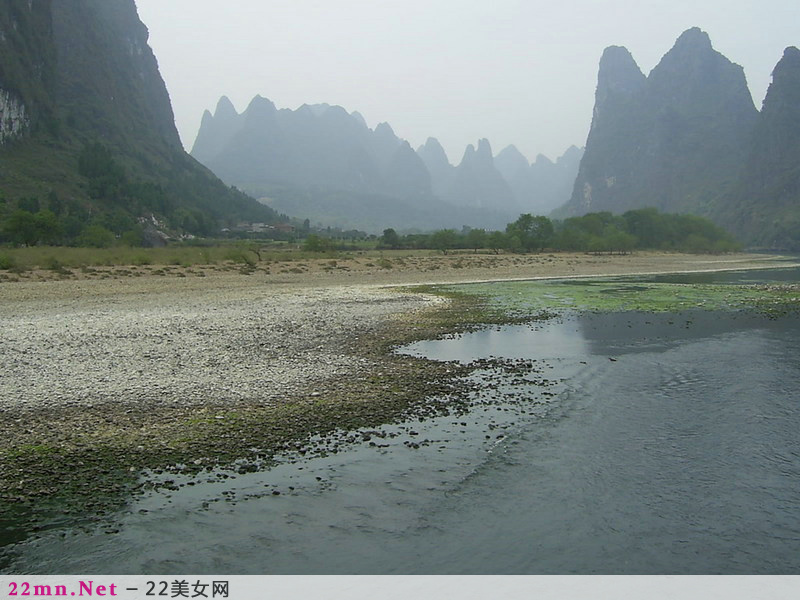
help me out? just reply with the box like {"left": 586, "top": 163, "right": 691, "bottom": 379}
{"left": 77, "top": 225, "right": 115, "bottom": 248}
{"left": 0, "top": 253, "right": 15, "bottom": 270}
{"left": 225, "top": 249, "right": 256, "bottom": 267}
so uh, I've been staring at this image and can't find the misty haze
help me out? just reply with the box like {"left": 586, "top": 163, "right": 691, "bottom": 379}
{"left": 1, "top": 0, "right": 799, "bottom": 587}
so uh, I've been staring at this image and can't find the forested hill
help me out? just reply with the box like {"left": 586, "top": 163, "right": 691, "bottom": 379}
{"left": 0, "top": 0, "right": 279, "bottom": 246}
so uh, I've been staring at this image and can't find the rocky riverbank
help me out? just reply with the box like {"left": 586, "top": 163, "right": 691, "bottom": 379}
{"left": 0, "top": 251, "right": 796, "bottom": 526}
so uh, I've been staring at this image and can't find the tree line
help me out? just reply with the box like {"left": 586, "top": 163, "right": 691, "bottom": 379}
{"left": 373, "top": 209, "right": 741, "bottom": 254}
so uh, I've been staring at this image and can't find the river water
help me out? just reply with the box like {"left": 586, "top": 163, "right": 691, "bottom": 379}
{"left": 3, "top": 269, "right": 800, "bottom": 574}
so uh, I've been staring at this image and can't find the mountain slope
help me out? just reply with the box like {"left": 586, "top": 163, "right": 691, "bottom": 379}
{"left": 0, "top": 0, "right": 278, "bottom": 242}
{"left": 192, "top": 97, "right": 433, "bottom": 200}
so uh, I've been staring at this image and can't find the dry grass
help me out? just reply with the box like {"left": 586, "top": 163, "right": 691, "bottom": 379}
{"left": 0, "top": 248, "right": 793, "bottom": 290}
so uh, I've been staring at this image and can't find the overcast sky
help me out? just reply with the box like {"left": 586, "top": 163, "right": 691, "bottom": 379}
{"left": 135, "top": 0, "right": 799, "bottom": 164}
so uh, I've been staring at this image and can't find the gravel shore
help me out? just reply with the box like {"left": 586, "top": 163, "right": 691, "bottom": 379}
{"left": 0, "top": 251, "right": 795, "bottom": 508}
{"left": 1, "top": 283, "right": 441, "bottom": 412}
{"left": 1, "top": 251, "right": 792, "bottom": 414}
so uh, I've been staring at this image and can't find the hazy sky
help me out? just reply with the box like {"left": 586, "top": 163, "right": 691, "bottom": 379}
{"left": 135, "top": 0, "right": 799, "bottom": 164}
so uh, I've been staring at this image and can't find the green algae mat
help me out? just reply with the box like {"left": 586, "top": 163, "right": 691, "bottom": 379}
{"left": 444, "top": 277, "right": 800, "bottom": 316}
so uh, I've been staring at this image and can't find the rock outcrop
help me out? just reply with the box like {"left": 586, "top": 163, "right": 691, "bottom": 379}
{"left": 0, "top": 89, "right": 28, "bottom": 144}
{"left": 416, "top": 137, "right": 455, "bottom": 199}
{"left": 497, "top": 145, "right": 584, "bottom": 216}
{"left": 192, "top": 97, "right": 532, "bottom": 231}
{"left": 444, "top": 138, "right": 517, "bottom": 212}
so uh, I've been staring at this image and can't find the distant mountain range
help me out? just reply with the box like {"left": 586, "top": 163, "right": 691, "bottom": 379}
{"left": 2, "top": 4, "right": 797, "bottom": 247}
{"left": 0, "top": 0, "right": 279, "bottom": 244}
{"left": 558, "top": 27, "right": 800, "bottom": 249}
{"left": 194, "top": 26, "right": 799, "bottom": 246}
{"left": 191, "top": 97, "right": 582, "bottom": 232}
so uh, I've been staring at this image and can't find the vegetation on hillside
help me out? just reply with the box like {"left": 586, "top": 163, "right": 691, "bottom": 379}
{"left": 0, "top": 141, "right": 290, "bottom": 247}
{"left": 0, "top": 0, "right": 284, "bottom": 247}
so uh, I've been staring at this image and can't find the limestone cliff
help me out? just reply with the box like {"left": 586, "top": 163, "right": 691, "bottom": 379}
{"left": 559, "top": 28, "right": 758, "bottom": 219}
{"left": 721, "top": 47, "right": 800, "bottom": 248}
{"left": 0, "top": 0, "right": 278, "bottom": 241}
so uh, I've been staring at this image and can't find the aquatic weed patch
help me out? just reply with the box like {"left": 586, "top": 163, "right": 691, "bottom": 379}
{"left": 444, "top": 279, "right": 800, "bottom": 316}
{"left": 399, "top": 285, "right": 552, "bottom": 341}
{"left": 747, "top": 284, "right": 800, "bottom": 317}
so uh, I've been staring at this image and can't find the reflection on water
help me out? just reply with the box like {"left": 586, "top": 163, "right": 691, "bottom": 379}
{"left": 403, "top": 319, "right": 589, "bottom": 363}
{"left": 405, "top": 312, "right": 800, "bottom": 574}
{"left": 4, "top": 274, "right": 800, "bottom": 574}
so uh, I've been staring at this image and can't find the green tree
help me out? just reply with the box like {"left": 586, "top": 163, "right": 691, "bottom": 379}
{"left": 430, "top": 229, "right": 458, "bottom": 254}
{"left": 380, "top": 228, "right": 400, "bottom": 249}
{"left": 120, "top": 226, "right": 145, "bottom": 247}
{"left": 47, "top": 190, "right": 64, "bottom": 216}
{"left": 486, "top": 231, "right": 507, "bottom": 254}
{"left": 604, "top": 227, "right": 637, "bottom": 254}
{"left": 78, "top": 224, "right": 115, "bottom": 248}
{"left": 506, "top": 214, "right": 554, "bottom": 252}
{"left": 553, "top": 222, "right": 590, "bottom": 251}
{"left": 465, "top": 228, "right": 487, "bottom": 253}
{"left": 303, "top": 234, "right": 335, "bottom": 252}
{"left": 78, "top": 143, "right": 127, "bottom": 202}
{"left": 18, "top": 197, "right": 40, "bottom": 213}
{"left": 33, "top": 210, "right": 63, "bottom": 245}
{"left": 4, "top": 210, "right": 39, "bottom": 246}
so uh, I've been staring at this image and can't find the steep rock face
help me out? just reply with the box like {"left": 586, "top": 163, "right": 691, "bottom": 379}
{"left": 0, "top": 0, "right": 277, "bottom": 233}
{"left": 383, "top": 140, "right": 432, "bottom": 198}
{"left": 529, "top": 146, "right": 584, "bottom": 215}
{"left": 494, "top": 144, "right": 530, "bottom": 185}
{"left": 189, "top": 96, "right": 492, "bottom": 231}
{"left": 561, "top": 45, "right": 646, "bottom": 215}
{"left": 50, "top": 0, "right": 181, "bottom": 151}
{"left": 0, "top": 89, "right": 28, "bottom": 144}
{"left": 722, "top": 47, "right": 800, "bottom": 248}
{"left": 370, "top": 121, "right": 402, "bottom": 170}
{"left": 416, "top": 137, "right": 454, "bottom": 198}
{"left": 190, "top": 96, "right": 241, "bottom": 164}
{"left": 746, "top": 47, "right": 800, "bottom": 189}
{"left": 494, "top": 145, "right": 530, "bottom": 212}
{"left": 446, "top": 138, "right": 516, "bottom": 211}
{"left": 0, "top": 0, "right": 56, "bottom": 140}
{"left": 560, "top": 28, "right": 758, "bottom": 218}
{"left": 642, "top": 28, "right": 757, "bottom": 212}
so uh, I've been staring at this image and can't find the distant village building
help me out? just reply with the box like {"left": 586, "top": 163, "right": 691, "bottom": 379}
{"left": 233, "top": 222, "right": 296, "bottom": 234}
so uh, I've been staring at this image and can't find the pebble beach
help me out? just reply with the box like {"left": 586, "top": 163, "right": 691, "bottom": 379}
{"left": 0, "top": 251, "right": 794, "bottom": 505}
